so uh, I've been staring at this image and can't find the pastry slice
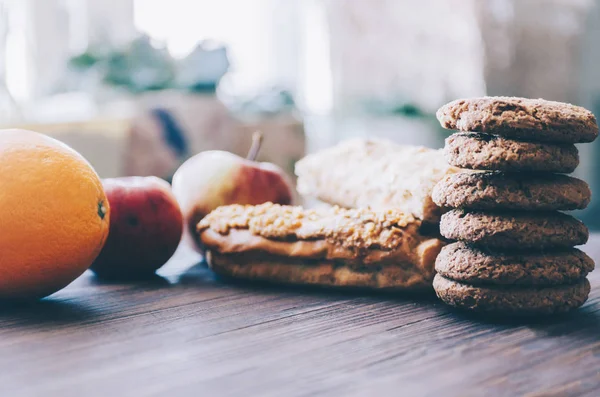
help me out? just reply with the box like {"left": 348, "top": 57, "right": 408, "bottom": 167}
{"left": 295, "top": 139, "right": 458, "bottom": 223}
{"left": 197, "top": 203, "right": 445, "bottom": 290}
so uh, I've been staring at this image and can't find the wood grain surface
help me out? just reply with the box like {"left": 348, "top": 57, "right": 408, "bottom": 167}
{"left": 1, "top": 237, "right": 600, "bottom": 397}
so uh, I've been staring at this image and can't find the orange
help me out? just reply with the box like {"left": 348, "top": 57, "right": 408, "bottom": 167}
{"left": 0, "top": 129, "right": 110, "bottom": 299}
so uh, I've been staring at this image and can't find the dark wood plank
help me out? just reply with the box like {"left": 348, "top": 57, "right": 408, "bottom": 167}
{"left": 1, "top": 237, "right": 599, "bottom": 397}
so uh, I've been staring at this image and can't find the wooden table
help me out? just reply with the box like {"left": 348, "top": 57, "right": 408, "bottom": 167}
{"left": 2, "top": 237, "right": 600, "bottom": 397}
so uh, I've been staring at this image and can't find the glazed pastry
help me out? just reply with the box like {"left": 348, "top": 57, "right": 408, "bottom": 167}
{"left": 198, "top": 203, "right": 445, "bottom": 290}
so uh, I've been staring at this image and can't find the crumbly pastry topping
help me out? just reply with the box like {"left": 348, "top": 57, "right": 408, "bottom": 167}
{"left": 294, "top": 139, "right": 458, "bottom": 223}
{"left": 198, "top": 202, "right": 418, "bottom": 251}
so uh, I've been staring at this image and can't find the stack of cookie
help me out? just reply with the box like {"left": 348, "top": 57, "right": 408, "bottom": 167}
{"left": 431, "top": 97, "right": 598, "bottom": 315}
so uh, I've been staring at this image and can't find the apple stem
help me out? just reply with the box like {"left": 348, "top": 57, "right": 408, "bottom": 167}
{"left": 246, "top": 131, "right": 263, "bottom": 161}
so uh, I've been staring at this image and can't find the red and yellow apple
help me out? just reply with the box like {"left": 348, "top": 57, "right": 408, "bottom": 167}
{"left": 172, "top": 132, "right": 293, "bottom": 251}
{"left": 90, "top": 176, "right": 183, "bottom": 279}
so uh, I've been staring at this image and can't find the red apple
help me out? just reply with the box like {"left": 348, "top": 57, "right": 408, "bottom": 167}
{"left": 172, "top": 132, "right": 293, "bottom": 251}
{"left": 90, "top": 176, "right": 183, "bottom": 279}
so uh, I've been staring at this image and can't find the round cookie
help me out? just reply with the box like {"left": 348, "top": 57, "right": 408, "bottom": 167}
{"left": 439, "top": 209, "right": 589, "bottom": 249}
{"left": 433, "top": 274, "right": 590, "bottom": 315}
{"left": 432, "top": 171, "right": 591, "bottom": 211}
{"left": 444, "top": 133, "right": 578, "bottom": 173}
{"left": 435, "top": 242, "right": 594, "bottom": 286}
{"left": 436, "top": 96, "right": 598, "bottom": 143}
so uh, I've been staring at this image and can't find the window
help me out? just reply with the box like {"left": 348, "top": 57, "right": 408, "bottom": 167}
{"left": 0, "top": 0, "right": 332, "bottom": 117}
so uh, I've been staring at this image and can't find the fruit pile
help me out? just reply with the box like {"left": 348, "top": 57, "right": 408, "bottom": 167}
{"left": 0, "top": 129, "right": 292, "bottom": 300}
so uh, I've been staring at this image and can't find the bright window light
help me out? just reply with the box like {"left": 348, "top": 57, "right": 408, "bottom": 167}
{"left": 133, "top": 0, "right": 276, "bottom": 95}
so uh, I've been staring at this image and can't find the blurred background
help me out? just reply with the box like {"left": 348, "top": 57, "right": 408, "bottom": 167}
{"left": 1, "top": 0, "right": 600, "bottom": 227}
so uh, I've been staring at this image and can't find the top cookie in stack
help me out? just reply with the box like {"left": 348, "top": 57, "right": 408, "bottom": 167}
{"left": 431, "top": 97, "right": 598, "bottom": 315}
